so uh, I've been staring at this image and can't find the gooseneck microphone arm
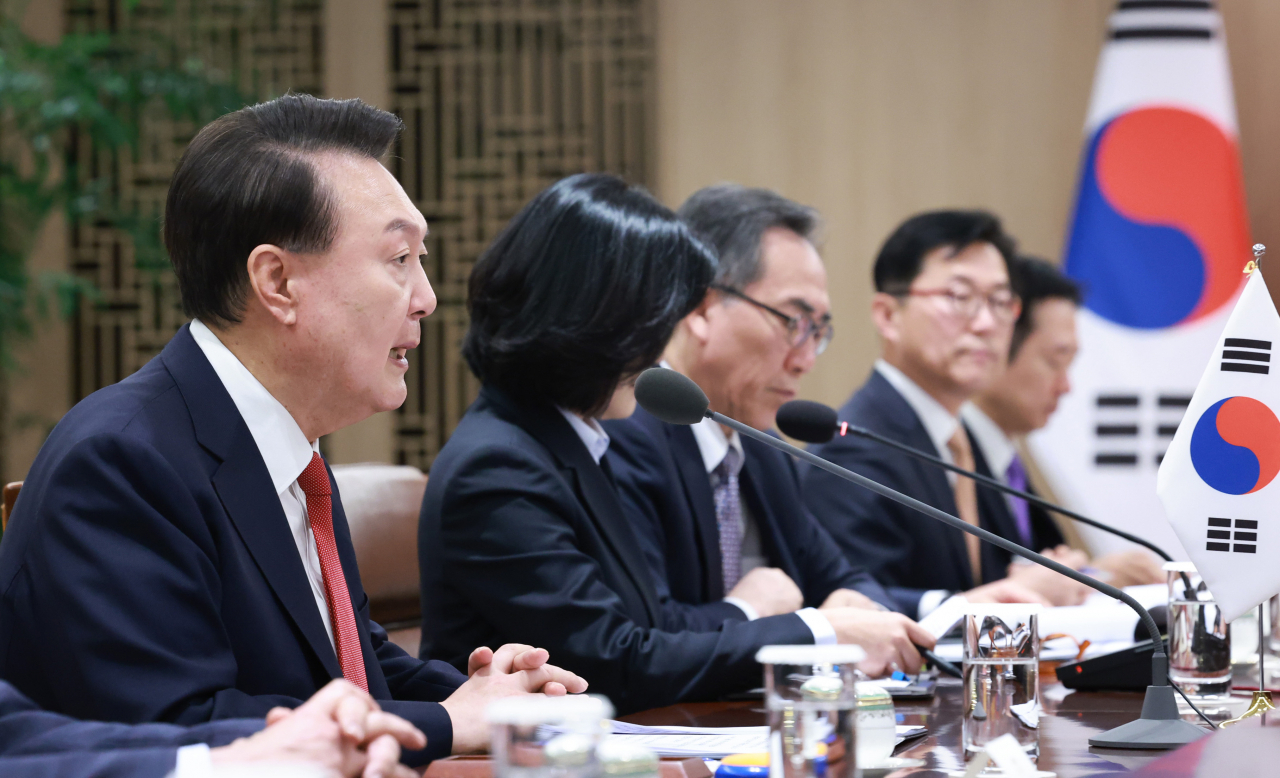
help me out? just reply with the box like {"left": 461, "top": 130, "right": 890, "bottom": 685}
{"left": 712, "top": 410, "right": 1164, "bottom": 649}
{"left": 839, "top": 423, "right": 1173, "bottom": 562}
{"left": 632, "top": 367, "right": 1206, "bottom": 748}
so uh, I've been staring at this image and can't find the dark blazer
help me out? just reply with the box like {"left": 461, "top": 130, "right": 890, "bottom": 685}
{"left": 604, "top": 406, "right": 895, "bottom": 627}
{"left": 801, "top": 370, "right": 1030, "bottom": 618}
{"left": 0, "top": 679, "right": 261, "bottom": 778}
{"left": 0, "top": 325, "right": 463, "bottom": 764}
{"left": 419, "top": 386, "right": 814, "bottom": 714}
{"left": 978, "top": 462, "right": 1065, "bottom": 555}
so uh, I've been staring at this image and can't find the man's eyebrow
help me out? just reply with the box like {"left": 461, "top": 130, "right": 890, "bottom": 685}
{"left": 786, "top": 297, "right": 816, "bottom": 315}
{"left": 384, "top": 218, "right": 426, "bottom": 235}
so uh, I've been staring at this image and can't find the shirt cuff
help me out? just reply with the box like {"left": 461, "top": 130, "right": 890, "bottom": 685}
{"left": 174, "top": 743, "right": 215, "bottom": 778}
{"left": 916, "top": 589, "right": 953, "bottom": 618}
{"left": 796, "top": 607, "right": 837, "bottom": 645}
{"left": 723, "top": 596, "right": 760, "bottom": 621}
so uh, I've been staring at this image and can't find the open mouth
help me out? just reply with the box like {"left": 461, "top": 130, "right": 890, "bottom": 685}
{"left": 390, "top": 347, "right": 409, "bottom": 367}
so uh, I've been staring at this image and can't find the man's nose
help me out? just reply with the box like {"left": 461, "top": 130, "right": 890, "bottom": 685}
{"left": 968, "top": 301, "right": 998, "bottom": 333}
{"left": 785, "top": 336, "right": 819, "bottom": 374}
{"left": 411, "top": 262, "right": 437, "bottom": 320}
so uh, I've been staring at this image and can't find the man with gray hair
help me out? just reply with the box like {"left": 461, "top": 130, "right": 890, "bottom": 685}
{"left": 606, "top": 184, "right": 935, "bottom": 674}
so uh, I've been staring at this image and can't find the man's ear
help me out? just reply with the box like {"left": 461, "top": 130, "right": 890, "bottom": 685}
{"left": 245, "top": 244, "right": 299, "bottom": 326}
{"left": 870, "top": 292, "right": 903, "bottom": 345}
{"left": 682, "top": 293, "right": 716, "bottom": 345}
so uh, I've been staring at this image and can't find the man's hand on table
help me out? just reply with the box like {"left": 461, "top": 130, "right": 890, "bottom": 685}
{"left": 1005, "top": 545, "right": 1092, "bottom": 606}
{"left": 211, "top": 679, "right": 424, "bottom": 778}
{"left": 819, "top": 608, "right": 936, "bottom": 676}
{"left": 819, "top": 588, "right": 879, "bottom": 611}
{"left": 442, "top": 643, "right": 589, "bottom": 754}
{"left": 727, "top": 567, "right": 804, "bottom": 617}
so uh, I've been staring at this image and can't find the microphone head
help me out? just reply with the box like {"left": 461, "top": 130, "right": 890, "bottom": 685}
{"left": 634, "top": 368, "right": 710, "bottom": 426}
{"left": 776, "top": 400, "right": 838, "bottom": 443}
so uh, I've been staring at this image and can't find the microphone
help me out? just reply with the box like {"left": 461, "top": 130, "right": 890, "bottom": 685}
{"left": 775, "top": 399, "right": 1174, "bottom": 563}
{"left": 633, "top": 367, "right": 1205, "bottom": 750}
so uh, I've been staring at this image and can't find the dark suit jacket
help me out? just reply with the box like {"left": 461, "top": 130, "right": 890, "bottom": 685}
{"left": 0, "top": 325, "right": 463, "bottom": 764}
{"left": 801, "top": 370, "right": 1032, "bottom": 618}
{"left": 977, "top": 459, "right": 1065, "bottom": 555}
{"left": 603, "top": 407, "right": 895, "bottom": 627}
{"left": 0, "top": 679, "right": 261, "bottom": 777}
{"left": 419, "top": 386, "right": 814, "bottom": 714}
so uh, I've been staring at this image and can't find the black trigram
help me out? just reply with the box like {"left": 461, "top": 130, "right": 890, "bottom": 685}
{"left": 1221, "top": 338, "right": 1271, "bottom": 375}
{"left": 1206, "top": 517, "right": 1257, "bottom": 554}
{"left": 1094, "top": 394, "right": 1139, "bottom": 466}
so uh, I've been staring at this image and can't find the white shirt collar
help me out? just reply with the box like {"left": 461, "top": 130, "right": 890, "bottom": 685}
{"left": 656, "top": 360, "right": 745, "bottom": 473}
{"left": 690, "top": 416, "right": 745, "bottom": 475}
{"left": 557, "top": 408, "right": 611, "bottom": 464}
{"left": 874, "top": 359, "right": 959, "bottom": 458}
{"left": 189, "top": 319, "right": 319, "bottom": 495}
{"left": 961, "top": 402, "right": 1017, "bottom": 480}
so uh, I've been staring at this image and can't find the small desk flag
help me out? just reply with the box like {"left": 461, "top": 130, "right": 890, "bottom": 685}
{"left": 1157, "top": 269, "right": 1280, "bottom": 622}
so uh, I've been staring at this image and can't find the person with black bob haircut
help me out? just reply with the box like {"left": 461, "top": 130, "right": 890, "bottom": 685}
{"left": 420, "top": 174, "right": 851, "bottom": 713}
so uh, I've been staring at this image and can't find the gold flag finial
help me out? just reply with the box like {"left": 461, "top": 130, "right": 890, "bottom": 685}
{"left": 1246, "top": 243, "right": 1266, "bottom": 274}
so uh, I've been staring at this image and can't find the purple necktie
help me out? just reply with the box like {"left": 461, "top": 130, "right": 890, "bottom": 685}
{"left": 712, "top": 447, "right": 744, "bottom": 593}
{"left": 1005, "top": 454, "right": 1034, "bottom": 547}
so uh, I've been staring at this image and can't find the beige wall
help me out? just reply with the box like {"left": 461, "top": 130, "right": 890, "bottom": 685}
{"left": 653, "top": 0, "right": 1280, "bottom": 409}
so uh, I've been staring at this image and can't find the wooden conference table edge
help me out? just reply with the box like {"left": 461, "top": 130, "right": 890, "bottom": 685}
{"left": 422, "top": 673, "right": 1221, "bottom": 778}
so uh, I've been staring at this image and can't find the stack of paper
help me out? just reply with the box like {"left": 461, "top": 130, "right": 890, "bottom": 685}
{"left": 562, "top": 722, "right": 927, "bottom": 758}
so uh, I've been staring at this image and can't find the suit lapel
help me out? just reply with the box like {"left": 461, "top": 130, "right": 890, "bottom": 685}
{"left": 490, "top": 389, "right": 661, "bottom": 626}
{"left": 739, "top": 445, "right": 794, "bottom": 577}
{"left": 329, "top": 469, "right": 390, "bottom": 695}
{"left": 867, "top": 371, "right": 975, "bottom": 586}
{"left": 667, "top": 425, "right": 725, "bottom": 600}
{"left": 163, "top": 326, "right": 342, "bottom": 680}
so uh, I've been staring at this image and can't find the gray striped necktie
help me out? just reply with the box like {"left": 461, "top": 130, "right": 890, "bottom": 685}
{"left": 712, "top": 446, "right": 744, "bottom": 593}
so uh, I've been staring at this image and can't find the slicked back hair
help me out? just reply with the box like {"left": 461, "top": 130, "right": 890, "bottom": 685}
{"left": 164, "top": 93, "right": 404, "bottom": 327}
{"left": 1009, "top": 256, "right": 1082, "bottom": 360}
{"left": 464, "top": 174, "right": 716, "bottom": 416}
{"left": 677, "top": 184, "right": 821, "bottom": 290}
{"left": 872, "top": 209, "right": 1017, "bottom": 294}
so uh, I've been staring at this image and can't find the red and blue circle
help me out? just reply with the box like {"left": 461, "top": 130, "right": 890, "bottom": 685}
{"left": 1189, "top": 396, "right": 1280, "bottom": 495}
{"left": 1064, "top": 107, "right": 1251, "bottom": 330}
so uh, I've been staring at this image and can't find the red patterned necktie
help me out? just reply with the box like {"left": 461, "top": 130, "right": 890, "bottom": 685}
{"left": 297, "top": 452, "right": 368, "bottom": 692}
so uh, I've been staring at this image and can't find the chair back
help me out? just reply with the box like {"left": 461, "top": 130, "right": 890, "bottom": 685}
{"left": 1, "top": 482, "right": 20, "bottom": 531}
{"left": 332, "top": 464, "right": 426, "bottom": 627}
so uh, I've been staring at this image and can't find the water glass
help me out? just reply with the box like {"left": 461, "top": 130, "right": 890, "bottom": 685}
{"left": 488, "top": 695, "right": 613, "bottom": 778}
{"left": 1165, "top": 561, "right": 1232, "bottom": 699}
{"left": 961, "top": 604, "right": 1042, "bottom": 760}
{"left": 757, "top": 644, "right": 865, "bottom": 778}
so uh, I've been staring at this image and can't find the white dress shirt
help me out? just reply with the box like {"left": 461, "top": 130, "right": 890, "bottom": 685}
{"left": 687, "top": 416, "right": 836, "bottom": 645}
{"left": 558, "top": 408, "right": 611, "bottom": 464}
{"left": 190, "top": 319, "right": 335, "bottom": 651}
{"left": 874, "top": 359, "right": 964, "bottom": 617}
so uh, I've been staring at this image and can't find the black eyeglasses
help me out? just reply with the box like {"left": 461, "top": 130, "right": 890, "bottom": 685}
{"left": 711, "top": 284, "right": 834, "bottom": 355}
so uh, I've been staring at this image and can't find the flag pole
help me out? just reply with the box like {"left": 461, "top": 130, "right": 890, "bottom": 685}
{"left": 1221, "top": 602, "right": 1275, "bottom": 726}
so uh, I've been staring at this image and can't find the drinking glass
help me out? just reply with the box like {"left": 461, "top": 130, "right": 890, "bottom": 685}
{"left": 488, "top": 694, "right": 613, "bottom": 778}
{"left": 1165, "top": 561, "right": 1232, "bottom": 699}
{"left": 757, "top": 644, "right": 864, "bottom": 778}
{"left": 961, "top": 604, "right": 1042, "bottom": 760}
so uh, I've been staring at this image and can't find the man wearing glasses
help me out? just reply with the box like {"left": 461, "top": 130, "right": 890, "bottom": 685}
{"left": 606, "top": 184, "right": 934, "bottom": 672}
{"left": 802, "top": 210, "right": 1071, "bottom": 620}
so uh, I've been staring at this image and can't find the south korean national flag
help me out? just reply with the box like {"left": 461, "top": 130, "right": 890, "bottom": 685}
{"left": 1158, "top": 268, "right": 1280, "bottom": 622}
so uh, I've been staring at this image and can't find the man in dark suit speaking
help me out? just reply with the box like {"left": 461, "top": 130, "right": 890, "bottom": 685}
{"left": 605, "top": 184, "right": 932, "bottom": 670}
{"left": 0, "top": 94, "right": 583, "bottom": 764}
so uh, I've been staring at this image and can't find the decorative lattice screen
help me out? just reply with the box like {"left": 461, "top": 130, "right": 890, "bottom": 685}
{"left": 388, "top": 0, "right": 654, "bottom": 468}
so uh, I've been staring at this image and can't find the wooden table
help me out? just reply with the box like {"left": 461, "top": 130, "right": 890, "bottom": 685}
{"left": 426, "top": 678, "right": 1273, "bottom": 777}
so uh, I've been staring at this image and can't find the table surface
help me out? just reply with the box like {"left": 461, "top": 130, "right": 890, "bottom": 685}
{"left": 619, "top": 678, "right": 1232, "bottom": 777}
{"left": 427, "top": 674, "right": 1278, "bottom": 777}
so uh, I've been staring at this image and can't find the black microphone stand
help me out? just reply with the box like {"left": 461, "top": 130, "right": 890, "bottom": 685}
{"left": 834, "top": 422, "right": 1173, "bottom": 563}
{"left": 711, "top": 408, "right": 1205, "bottom": 748}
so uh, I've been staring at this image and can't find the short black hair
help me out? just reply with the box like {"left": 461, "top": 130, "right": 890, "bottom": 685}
{"left": 165, "top": 93, "right": 404, "bottom": 326}
{"left": 463, "top": 174, "right": 716, "bottom": 416}
{"left": 872, "top": 210, "right": 1017, "bottom": 293}
{"left": 677, "top": 184, "right": 820, "bottom": 289}
{"left": 1009, "top": 256, "right": 1082, "bottom": 359}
